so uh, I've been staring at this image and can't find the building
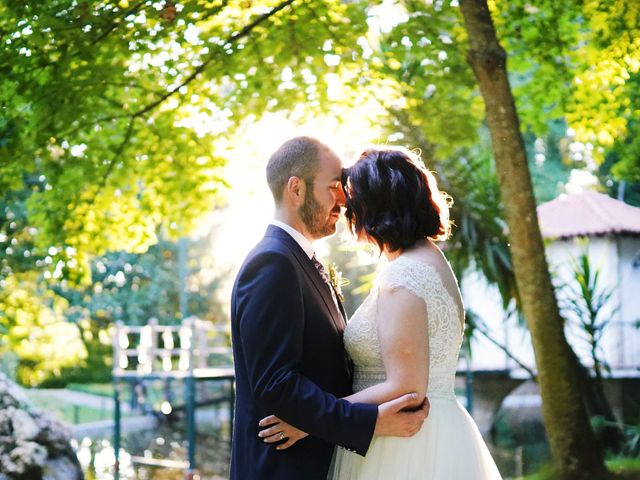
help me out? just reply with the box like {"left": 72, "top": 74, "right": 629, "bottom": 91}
{"left": 459, "top": 190, "right": 640, "bottom": 431}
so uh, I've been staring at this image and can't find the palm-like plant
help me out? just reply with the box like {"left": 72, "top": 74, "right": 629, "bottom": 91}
{"left": 439, "top": 147, "right": 518, "bottom": 310}
{"left": 559, "top": 251, "right": 616, "bottom": 387}
{"left": 556, "top": 249, "right": 623, "bottom": 452}
{"left": 397, "top": 126, "right": 519, "bottom": 309}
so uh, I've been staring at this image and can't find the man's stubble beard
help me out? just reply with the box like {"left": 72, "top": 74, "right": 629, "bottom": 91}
{"left": 299, "top": 190, "right": 338, "bottom": 239}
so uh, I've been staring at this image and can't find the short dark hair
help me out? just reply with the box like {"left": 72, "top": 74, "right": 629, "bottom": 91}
{"left": 266, "top": 136, "right": 326, "bottom": 203}
{"left": 343, "top": 148, "right": 452, "bottom": 252}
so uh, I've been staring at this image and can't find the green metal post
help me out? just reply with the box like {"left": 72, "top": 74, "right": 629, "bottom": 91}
{"left": 185, "top": 375, "right": 197, "bottom": 479}
{"left": 465, "top": 339, "right": 474, "bottom": 415}
{"left": 113, "top": 379, "right": 121, "bottom": 480}
{"left": 178, "top": 237, "right": 189, "bottom": 319}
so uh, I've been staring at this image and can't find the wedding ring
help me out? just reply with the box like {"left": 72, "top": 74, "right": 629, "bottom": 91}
{"left": 279, "top": 431, "right": 285, "bottom": 440}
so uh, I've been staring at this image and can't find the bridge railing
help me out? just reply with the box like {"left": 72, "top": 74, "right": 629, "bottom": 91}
{"left": 111, "top": 316, "right": 234, "bottom": 480}
{"left": 112, "top": 316, "right": 232, "bottom": 376}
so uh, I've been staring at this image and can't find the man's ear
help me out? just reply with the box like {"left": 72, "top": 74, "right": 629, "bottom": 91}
{"left": 285, "top": 176, "right": 306, "bottom": 206}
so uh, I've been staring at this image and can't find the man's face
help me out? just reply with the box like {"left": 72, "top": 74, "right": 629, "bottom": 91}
{"left": 299, "top": 149, "right": 346, "bottom": 240}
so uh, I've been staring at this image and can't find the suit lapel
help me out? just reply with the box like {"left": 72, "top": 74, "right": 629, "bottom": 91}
{"left": 328, "top": 281, "right": 348, "bottom": 321}
{"left": 265, "top": 226, "right": 347, "bottom": 331}
{"left": 336, "top": 293, "right": 347, "bottom": 321}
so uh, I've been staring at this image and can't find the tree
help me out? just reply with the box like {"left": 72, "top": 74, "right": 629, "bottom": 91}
{"left": 2, "top": 5, "right": 637, "bottom": 462}
{"left": 492, "top": 0, "right": 640, "bottom": 182}
{"left": 0, "top": 0, "right": 368, "bottom": 274}
{"left": 459, "top": 1, "right": 608, "bottom": 478}
{"left": 0, "top": 181, "right": 89, "bottom": 385}
{"left": 3, "top": 0, "right": 628, "bottom": 308}
{"left": 335, "top": 0, "right": 518, "bottom": 306}
{"left": 0, "top": 166, "right": 226, "bottom": 386}
{"left": 0, "top": 272, "right": 87, "bottom": 386}
{"left": 0, "top": 0, "right": 369, "bottom": 381}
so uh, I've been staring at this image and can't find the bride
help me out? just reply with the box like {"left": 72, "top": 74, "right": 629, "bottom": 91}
{"left": 260, "top": 147, "right": 502, "bottom": 479}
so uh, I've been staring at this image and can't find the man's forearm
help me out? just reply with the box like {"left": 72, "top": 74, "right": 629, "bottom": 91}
{"left": 255, "top": 369, "right": 377, "bottom": 454}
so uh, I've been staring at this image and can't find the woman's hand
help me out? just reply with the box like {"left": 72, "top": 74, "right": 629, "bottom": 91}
{"left": 258, "top": 415, "right": 309, "bottom": 450}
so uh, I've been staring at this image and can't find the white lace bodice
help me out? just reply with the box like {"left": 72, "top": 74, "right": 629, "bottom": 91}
{"left": 344, "top": 255, "right": 464, "bottom": 398}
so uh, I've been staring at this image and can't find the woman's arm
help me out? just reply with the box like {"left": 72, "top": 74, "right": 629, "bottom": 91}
{"left": 344, "top": 285, "right": 429, "bottom": 409}
{"left": 257, "top": 285, "right": 429, "bottom": 447}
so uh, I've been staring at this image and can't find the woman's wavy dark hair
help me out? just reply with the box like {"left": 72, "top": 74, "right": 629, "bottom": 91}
{"left": 342, "top": 148, "right": 452, "bottom": 253}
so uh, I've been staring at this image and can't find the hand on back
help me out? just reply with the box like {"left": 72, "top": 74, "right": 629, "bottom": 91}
{"left": 374, "top": 393, "right": 430, "bottom": 437}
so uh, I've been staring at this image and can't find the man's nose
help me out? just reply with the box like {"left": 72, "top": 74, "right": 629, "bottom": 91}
{"left": 336, "top": 185, "right": 346, "bottom": 206}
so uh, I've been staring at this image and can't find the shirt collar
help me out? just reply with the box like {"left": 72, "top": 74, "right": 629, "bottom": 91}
{"left": 270, "top": 220, "right": 315, "bottom": 260}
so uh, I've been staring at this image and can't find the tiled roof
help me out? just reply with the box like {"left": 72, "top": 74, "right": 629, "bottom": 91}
{"left": 537, "top": 190, "right": 640, "bottom": 239}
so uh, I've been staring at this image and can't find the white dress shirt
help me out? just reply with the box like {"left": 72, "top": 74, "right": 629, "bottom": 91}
{"left": 269, "top": 220, "right": 315, "bottom": 260}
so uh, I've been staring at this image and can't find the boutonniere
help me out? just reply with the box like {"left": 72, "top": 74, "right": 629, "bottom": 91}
{"left": 327, "top": 262, "right": 350, "bottom": 303}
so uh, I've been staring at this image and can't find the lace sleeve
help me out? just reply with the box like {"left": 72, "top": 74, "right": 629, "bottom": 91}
{"left": 377, "top": 260, "right": 431, "bottom": 306}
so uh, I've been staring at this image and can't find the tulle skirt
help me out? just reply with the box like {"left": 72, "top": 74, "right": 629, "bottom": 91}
{"left": 328, "top": 395, "right": 503, "bottom": 480}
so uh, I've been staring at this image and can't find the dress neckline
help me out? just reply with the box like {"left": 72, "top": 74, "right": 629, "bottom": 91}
{"left": 389, "top": 253, "right": 436, "bottom": 268}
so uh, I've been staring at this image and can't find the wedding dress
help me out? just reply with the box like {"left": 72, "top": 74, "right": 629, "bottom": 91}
{"left": 328, "top": 255, "right": 503, "bottom": 480}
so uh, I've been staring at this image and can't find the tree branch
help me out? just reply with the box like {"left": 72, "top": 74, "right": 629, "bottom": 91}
{"left": 16, "top": 1, "right": 147, "bottom": 76}
{"left": 387, "top": 107, "right": 437, "bottom": 162}
{"left": 23, "top": 0, "right": 298, "bottom": 160}
{"left": 91, "top": 117, "right": 137, "bottom": 204}
{"left": 131, "top": 0, "right": 297, "bottom": 119}
{"left": 90, "top": 1, "right": 147, "bottom": 47}
{"left": 473, "top": 320, "right": 537, "bottom": 380}
{"left": 306, "top": 2, "right": 341, "bottom": 46}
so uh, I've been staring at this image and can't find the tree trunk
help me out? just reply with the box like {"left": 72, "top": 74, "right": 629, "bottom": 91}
{"left": 568, "top": 347, "right": 624, "bottom": 452}
{"left": 458, "top": 1, "right": 609, "bottom": 478}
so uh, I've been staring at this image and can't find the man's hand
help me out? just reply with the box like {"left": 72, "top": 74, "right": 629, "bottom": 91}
{"left": 257, "top": 415, "right": 309, "bottom": 450}
{"left": 373, "top": 393, "right": 430, "bottom": 437}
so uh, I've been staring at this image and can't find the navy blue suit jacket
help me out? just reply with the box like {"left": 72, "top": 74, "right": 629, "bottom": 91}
{"left": 230, "top": 225, "right": 377, "bottom": 479}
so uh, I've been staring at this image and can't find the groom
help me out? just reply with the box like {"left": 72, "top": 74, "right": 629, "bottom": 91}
{"left": 230, "top": 136, "right": 429, "bottom": 479}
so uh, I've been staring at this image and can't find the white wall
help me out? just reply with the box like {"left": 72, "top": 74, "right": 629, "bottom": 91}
{"left": 615, "top": 236, "right": 640, "bottom": 370}
{"left": 460, "top": 235, "right": 640, "bottom": 375}
{"left": 460, "top": 268, "right": 536, "bottom": 374}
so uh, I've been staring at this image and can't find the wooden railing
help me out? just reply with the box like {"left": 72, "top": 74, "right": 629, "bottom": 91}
{"left": 111, "top": 316, "right": 235, "bottom": 479}
{"left": 112, "top": 316, "right": 232, "bottom": 377}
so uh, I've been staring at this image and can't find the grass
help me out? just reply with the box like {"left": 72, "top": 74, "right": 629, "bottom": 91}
{"left": 24, "top": 389, "right": 111, "bottom": 425}
{"left": 608, "top": 458, "right": 640, "bottom": 479}
{"left": 517, "top": 459, "right": 640, "bottom": 480}
{"left": 517, "top": 464, "right": 554, "bottom": 480}
{"left": 66, "top": 382, "right": 114, "bottom": 398}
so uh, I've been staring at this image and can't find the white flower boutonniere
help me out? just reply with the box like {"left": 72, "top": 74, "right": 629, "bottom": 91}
{"left": 327, "top": 262, "right": 350, "bottom": 303}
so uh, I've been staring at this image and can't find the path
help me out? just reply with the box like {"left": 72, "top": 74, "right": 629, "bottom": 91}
{"left": 28, "top": 387, "right": 232, "bottom": 439}
{"left": 32, "top": 388, "right": 132, "bottom": 413}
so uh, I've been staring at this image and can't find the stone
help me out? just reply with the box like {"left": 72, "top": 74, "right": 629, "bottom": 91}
{"left": 12, "top": 408, "right": 39, "bottom": 441}
{"left": 33, "top": 411, "right": 74, "bottom": 457}
{"left": 0, "top": 375, "right": 25, "bottom": 410}
{"left": 4, "top": 440, "right": 48, "bottom": 475}
{"left": 0, "top": 408, "right": 13, "bottom": 436}
{"left": 42, "top": 457, "right": 84, "bottom": 480}
{"left": 0, "top": 372, "right": 84, "bottom": 480}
